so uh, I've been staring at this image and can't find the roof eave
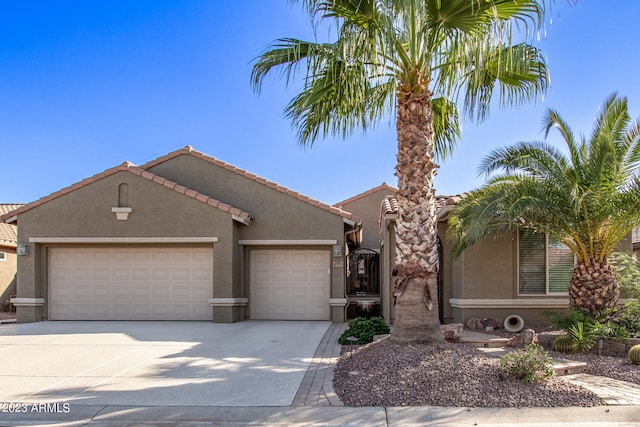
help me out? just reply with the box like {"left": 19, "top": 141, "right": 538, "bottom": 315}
{"left": 2, "top": 215, "right": 17, "bottom": 224}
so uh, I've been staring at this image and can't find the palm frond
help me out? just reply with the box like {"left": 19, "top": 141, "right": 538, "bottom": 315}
{"left": 450, "top": 93, "right": 640, "bottom": 264}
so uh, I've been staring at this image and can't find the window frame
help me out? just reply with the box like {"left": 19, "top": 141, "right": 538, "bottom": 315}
{"left": 517, "top": 230, "right": 574, "bottom": 296}
{"left": 0, "top": 251, "right": 5, "bottom": 261}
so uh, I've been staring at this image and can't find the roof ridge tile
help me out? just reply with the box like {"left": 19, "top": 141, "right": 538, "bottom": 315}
{"left": 335, "top": 182, "right": 398, "bottom": 207}
{"left": 1, "top": 163, "right": 253, "bottom": 224}
{"left": 138, "top": 146, "right": 361, "bottom": 223}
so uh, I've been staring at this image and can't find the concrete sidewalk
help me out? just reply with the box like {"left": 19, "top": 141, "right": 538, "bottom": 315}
{"left": 2, "top": 323, "right": 640, "bottom": 426}
{"left": 2, "top": 404, "right": 640, "bottom": 426}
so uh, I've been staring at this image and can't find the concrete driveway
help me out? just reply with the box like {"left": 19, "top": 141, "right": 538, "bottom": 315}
{"left": 0, "top": 320, "right": 329, "bottom": 407}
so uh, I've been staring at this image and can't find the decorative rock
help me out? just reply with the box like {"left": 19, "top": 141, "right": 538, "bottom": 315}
{"left": 440, "top": 323, "right": 463, "bottom": 341}
{"left": 507, "top": 329, "right": 538, "bottom": 348}
{"left": 466, "top": 318, "right": 502, "bottom": 331}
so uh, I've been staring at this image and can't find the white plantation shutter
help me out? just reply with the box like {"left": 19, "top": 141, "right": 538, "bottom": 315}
{"left": 519, "top": 231, "right": 573, "bottom": 294}
{"left": 519, "top": 230, "right": 546, "bottom": 294}
{"left": 548, "top": 237, "right": 574, "bottom": 293}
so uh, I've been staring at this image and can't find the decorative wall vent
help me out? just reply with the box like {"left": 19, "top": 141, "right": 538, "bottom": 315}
{"left": 111, "top": 207, "right": 133, "bottom": 221}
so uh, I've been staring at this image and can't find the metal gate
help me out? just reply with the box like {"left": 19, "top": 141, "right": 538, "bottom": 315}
{"left": 346, "top": 248, "right": 379, "bottom": 295}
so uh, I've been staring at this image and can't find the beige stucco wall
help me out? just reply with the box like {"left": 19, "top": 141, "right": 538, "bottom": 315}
{"left": 0, "top": 248, "right": 17, "bottom": 312}
{"left": 14, "top": 155, "right": 351, "bottom": 323}
{"left": 457, "top": 234, "right": 515, "bottom": 299}
{"left": 338, "top": 187, "right": 396, "bottom": 250}
{"left": 147, "top": 154, "right": 348, "bottom": 319}
{"left": 14, "top": 171, "right": 236, "bottom": 322}
{"left": 147, "top": 154, "right": 347, "bottom": 241}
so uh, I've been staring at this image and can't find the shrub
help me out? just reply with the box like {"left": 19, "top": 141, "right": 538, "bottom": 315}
{"left": 544, "top": 307, "right": 630, "bottom": 352}
{"left": 338, "top": 316, "right": 390, "bottom": 345}
{"left": 609, "top": 252, "right": 640, "bottom": 299}
{"left": 499, "top": 343, "right": 555, "bottom": 383}
{"left": 615, "top": 300, "right": 640, "bottom": 338}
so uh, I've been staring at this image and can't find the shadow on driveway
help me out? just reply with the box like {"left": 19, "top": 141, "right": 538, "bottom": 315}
{"left": 0, "top": 320, "right": 330, "bottom": 407}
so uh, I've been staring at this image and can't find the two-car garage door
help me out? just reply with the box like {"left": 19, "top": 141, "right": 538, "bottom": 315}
{"left": 49, "top": 247, "right": 213, "bottom": 320}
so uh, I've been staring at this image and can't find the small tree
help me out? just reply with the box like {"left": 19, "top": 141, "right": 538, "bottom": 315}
{"left": 449, "top": 94, "right": 640, "bottom": 316}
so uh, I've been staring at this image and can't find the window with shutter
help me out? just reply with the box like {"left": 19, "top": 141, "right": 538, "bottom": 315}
{"left": 518, "top": 230, "right": 573, "bottom": 295}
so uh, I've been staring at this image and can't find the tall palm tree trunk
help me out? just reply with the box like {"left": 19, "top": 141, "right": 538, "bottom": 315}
{"left": 391, "top": 80, "right": 444, "bottom": 344}
{"left": 570, "top": 258, "right": 619, "bottom": 316}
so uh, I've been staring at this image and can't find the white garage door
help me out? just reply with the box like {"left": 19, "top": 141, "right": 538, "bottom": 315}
{"left": 250, "top": 249, "right": 330, "bottom": 320}
{"left": 49, "top": 246, "right": 213, "bottom": 320}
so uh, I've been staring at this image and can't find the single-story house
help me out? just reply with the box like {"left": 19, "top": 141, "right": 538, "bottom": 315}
{"left": 1, "top": 147, "right": 360, "bottom": 323}
{"left": 0, "top": 204, "right": 22, "bottom": 312}
{"left": 378, "top": 194, "right": 634, "bottom": 326}
{"left": 330, "top": 184, "right": 634, "bottom": 327}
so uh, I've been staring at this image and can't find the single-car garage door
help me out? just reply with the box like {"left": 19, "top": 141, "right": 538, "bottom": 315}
{"left": 250, "top": 248, "right": 330, "bottom": 320}
{"left": 49, "top": 246, "right": 213, "bottom": 320}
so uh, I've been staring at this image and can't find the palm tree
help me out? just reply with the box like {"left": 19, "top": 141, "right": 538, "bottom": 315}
{"left": 251, "top": 0, "right": 549, "bottom": 343}
{"left": 449, "top": 94, "right": 640, "bottom": 316}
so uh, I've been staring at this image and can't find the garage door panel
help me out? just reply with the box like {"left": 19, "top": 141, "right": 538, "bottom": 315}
{"left": 132, "top": 268, "right": 151, "bottom": 281}
{"left": 73, "top": 268, "right": 91, "bottom": 281}
{"left": 93, "top": 250, "right": 112, "bottom": 263}
{"left": 172, "top": 268, "right": 191, "bottom": 281}
{"left": 113, "top": 251, "right": 131, "bottom": 262}
{"left": 93, "top": 267, "right": 111, "bottom": 281}
{"left": 73, "top": 287, "right": 91, "bottom": 298}
{"left": 114, "top": 305, "right": 130, "bottom": 317}
{"left": 93, "top": 286, "right": 110, "bottom": 299}
{"left": 152, "top": 268, "right": 171, "bottom": 281}
{"left": 132, "top": 251, "right": 152, "bottom": 263}
{"left": 271, "top": 269, "right": 290, "bottom": 282}
{"left": 152, "top": 250, "right": 172, "bottom": 263}
{"left": 192, "top": 268, "right": 212, "bottom": 281}
{"left": 112, "top": 267, "right": 131, "bottom": 281}
{"left": 112, "top": 286, "right": 131, "bottom": 299}
{"left": 50, "top": 247, "right": 213, "bottom": 320}
{"left": 250, "top": 249, "right": 330, "bottom": 320}
{"left": 192, "top": 286, "right": 211, "bottom": 299}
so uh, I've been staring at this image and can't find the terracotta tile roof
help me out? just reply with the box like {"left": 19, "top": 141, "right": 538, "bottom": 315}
{"left": 0, "top": 163, "right": 253, "bottom": 225}
{"left": 379, "top": 194, "right": 465, "bottom": 227}
{"left": 141, "top": 146, "right": 360, "bottom": 225}
{"left": 333, "top": 183, "right": 397, "bottom": 208}
{"left": 380, "top": 194, "right": 465, "bottom": 217}
{"left": 0, "top": 204, "right": 23, "bottom": 217}
{"left": 0, "top": 205, "right": 23, "bottom": 247}
{"left": 0, "top": 223, "right": 18, "bottom": 247}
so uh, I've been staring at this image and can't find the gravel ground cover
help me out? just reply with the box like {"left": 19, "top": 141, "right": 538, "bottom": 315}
{"left": 334, "top": 337, "right": 639, "bottom": 408}
{"left": 549, "top": 351, "right": 640, "bottom": 385}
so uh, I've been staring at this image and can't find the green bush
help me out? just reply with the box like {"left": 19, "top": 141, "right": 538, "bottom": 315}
{"left": 338, "top": 316, "right": 390, "bottom": 345}
{"left": 609, "top": 252, "right": 640, "bottom": 299}
{"left": 544, "top": 308, "right": 629, "bottom": 352}
{"left": 499, "top": 343, "right": 555, "bottom": 383}
{"left": 615, "top": 300, "right": 640, "bottom": 338}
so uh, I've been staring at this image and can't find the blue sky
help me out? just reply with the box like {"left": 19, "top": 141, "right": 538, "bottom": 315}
{"left": 2, "top": 1, "right": 640, "bottom": 206}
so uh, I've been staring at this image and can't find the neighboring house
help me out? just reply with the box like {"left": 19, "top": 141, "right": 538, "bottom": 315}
{"left": 0, "top": 147, "right": 360, "bottom": 323}
{"left": 0, "top": 204, "right": 22, "bottom": 312}
{"left": 379, "top": 194, "right": 634, "bottom": 326}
